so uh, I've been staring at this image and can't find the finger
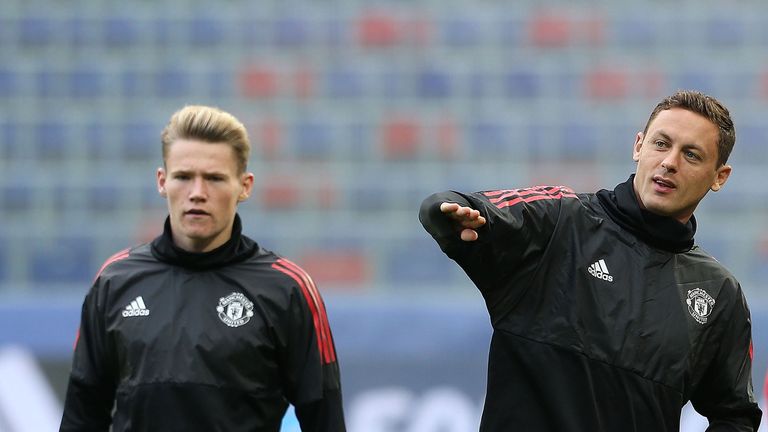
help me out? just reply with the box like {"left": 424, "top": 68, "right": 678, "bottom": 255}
{"left": 460, "top": 229, "right": 479, "bottom": 242}
{"left": 440, "top": 202, "right": 460, "bottom": 214}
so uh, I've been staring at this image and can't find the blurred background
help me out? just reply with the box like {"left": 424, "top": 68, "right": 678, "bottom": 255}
{"left": 1, "top": 0, "right": 768, "bottom": 430}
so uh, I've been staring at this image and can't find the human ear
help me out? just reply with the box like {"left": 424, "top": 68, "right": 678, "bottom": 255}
{"left": 710, "top": 164, "right": 732, "bottom": 192}
{"left": 157, "top": 167, "right": 167, "bottom": 197}
{"left": 632, "top": 132, "right": 644, "bottom": 162}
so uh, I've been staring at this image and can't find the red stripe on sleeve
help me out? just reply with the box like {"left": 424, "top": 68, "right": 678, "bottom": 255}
{"left": 272, "top": 259, "right": 337, "bottom": 363}
{"left": 93, "top": 248, "right": 131, "bottom": 282}
{"left": 279, "top": 258, "right": 337, "bottom": 363}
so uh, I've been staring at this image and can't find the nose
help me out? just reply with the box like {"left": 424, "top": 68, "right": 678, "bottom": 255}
{"left": 189, "top": 177, "right": 207, "bottom": 201}
{"left": 661, "top": 153, "right": 678, "bottom": 173}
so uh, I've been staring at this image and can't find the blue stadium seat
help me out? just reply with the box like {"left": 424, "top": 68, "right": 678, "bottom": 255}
{"left": 441, "top": 17, "right": 482, "bottom": 46}
{"left": 35, "top": 121, "right": 69, "bottom": 159}
{"left": 104, "top": 16, "right": 140, "bottom": 46}
{"left": 385, "top": 238, "right": 457, "bottom": 284}
{"left": 207, "top": 69, "right": 233, "bottom": 99}
{"left": 614, "top": 17, "right": 657, "bottom": 46}
{"left": 504, "top": 70, "right": 540, "bottom": 98}
{"left": 0, "top": 237, "right": 7, "bottom": 283}
{"left": 87, "top": 184, "right": 122, "bottom": 212}
{"left": 120, "top": 70, "right": 142, "bottom": 97}
{"left": 122, "top": 121, "right": 160, "bottom": 160}
{"left": 294, "top": 120, "right": 335, "bottom": 159}
{"left": 35, "top": 70, "right": 58, "bottom": 98}
{"left": 188, "top": 16, "right": 225, "bottom": 46}
{"left": 2, "top": 183, "right": 32, "bottom": 212}
{"left": 706, "top": 16, "right": 744, "bottom": 46}
{"left": 273, "top": 16, "right": 311, "bottom": 46}
{"left": 0, "top": 69, "right": 17, "bottom": 97}
{"left": 416, "top": 67, "right": 452, "bottom": 98}
{"left": 67, "top": 16, "right": 91, "bottom": 47}
{"left": 69, "top": 67, "right": 103, "bottom": 98}
{"left": 18, "top": 16, "right": 55, "bottom": 46}
{"left": 29, "top": 237, "right": 94, "bottom": 284}
{"left": 0, "top": 122, "right": 19, "bottom": 159}
{"left": 734, "top": 124, "right": 768, "bottom": 162}
{"left": 326, "top": 68, "right": 365, "bottom": 99}
{"left": 558, "top": 123, "right": 599, "bottom": 161}
{"left": 468, "top": 120, "right": 511, "bottom": 157}
{"left": 674, "top": 71, "right": 715, "bottom": 95}
{"left": 154, "top": 68, "right": 190, "bottom": 98}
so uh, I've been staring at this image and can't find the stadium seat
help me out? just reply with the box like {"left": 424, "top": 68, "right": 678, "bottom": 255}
{"left": 357, "top": 11, "right": 402, "bottom": 47}
{"left": 260, "top": 175, "right": 302, "bottom": 210}
{"left": 326, "top": 68, "right": 365, "bottom": 99}
{"left": 381, "top": 116, "right": 421, "bottom": 160}
{"left": 297, "top": 248, "right": 370, "bottom": 288}
{"left": 0, "top": 69, "right": 17, "bottom": 97}
{"left": 528, "top": 11, "right": 572, "bottom": 47}
{"left": 274, "top": 16, "right": 311, "bottom": 47}
{"left": 416, "top": 67, "right": 452, "bottom": 99}
{"left": 558, "top": 122, "right": 599, "bottom": 161}
{"left": 504, "top": 70, "right": 540, "bottom": 99}
{"left": 188, "top": 16, "right": 225, "bottom": 46}
{"left": 87, "top": 184, "right": 122, "bottom": 213}
{"left": 29, "top": 237, "right": 94, "bottom": 284}
{"left": 0, "top": 122, "right": 19, "bottom": 159}
{"left": 35, "top": 70, "right": 59, "bottom": 98}
{"left": 103, "top": 16, "right": 140, "bottom": 47}
{"left": 239, "top": 64, "right": 279, "bottom": 98}
{"left": 614, "top": 16, "right": 657, "bottom": 47}
{"left": 385, "top": 238, "right": 457, "bottom": 284}
{"left": 18, "top": 16, "right": 55, "bottom": 46}
{"left": 706, "top": 16, "right": 744, "bottom": 46}
{"left": 585, "top": 67, "right": 629, "bottom": 100}
{"left": 294, "top": 120, "right": 335, "bottom": 159}
{"left": 35, "top": 121, "right": 69, "bottom": 159}
{"left": 69, "top": 67, "right": 103, "bottom": 98}
{"left": 441, "top": 17, "right": 482, "bottom": 47}
{"left": 2, "top": 183, "right": 32, "bottom": 213}
{"left": 121, "top": 121, "right": 160, "bottom": 160}
{"left": 154, "top": 68, "right": 191, "bottom": 98}
{"left": 468, "top": 120, "right": 511, "bottom": 157}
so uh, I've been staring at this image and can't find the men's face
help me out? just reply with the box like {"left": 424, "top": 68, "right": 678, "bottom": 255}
{"left": 632, "top": 108, "right": 731, "bottom": 224}
{"left": 157, "top": 139, "right": 254, "bottom": 252}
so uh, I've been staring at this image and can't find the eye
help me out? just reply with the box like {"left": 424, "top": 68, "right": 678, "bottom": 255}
{"left": 684, "top": 150, "right": 701, "bottom": 160}
{"left": 174, "top": 174, "right": 190, "bottom": 180}
{"left": 654, "top": 140, "right": 668, "bottom": 148}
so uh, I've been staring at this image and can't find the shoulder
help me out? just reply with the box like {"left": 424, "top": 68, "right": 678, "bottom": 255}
{"left": 477, "top": 185, "right": 579, "bottom": 209}
{"left": 93, "top": 243, "right": 154, "bottom": 280}
{"left": 681, "top": 246, "right": 737, "bottom": 281}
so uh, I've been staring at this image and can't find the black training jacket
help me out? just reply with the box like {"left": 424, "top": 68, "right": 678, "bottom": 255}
{"left": 60, "top": 215, "right": 345, "bottom": 432}
{"left": 420, "top": 179, "right": 760, "bottom": 432}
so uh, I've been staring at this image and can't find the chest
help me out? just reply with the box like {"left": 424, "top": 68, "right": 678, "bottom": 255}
{"left": 105, "top": 270, "right": 284, "bottom": 388}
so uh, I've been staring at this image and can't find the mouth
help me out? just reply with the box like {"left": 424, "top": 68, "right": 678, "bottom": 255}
{"left": 184, "top": 209, "right": 210, "bottom": 217}
{"left": 652, "top": 175, "right": 676, "bottom": 190}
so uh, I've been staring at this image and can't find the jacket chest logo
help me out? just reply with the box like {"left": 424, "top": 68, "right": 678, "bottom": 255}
{"left": 686, "top": 288, "right": 715, "bottom": 324}
{"left": 216, "top": 292, "right": 254, "bottom": 328}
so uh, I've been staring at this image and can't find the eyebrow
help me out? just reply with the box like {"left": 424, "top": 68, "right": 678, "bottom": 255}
{"left": 653, "top": 130, "right": 706, "bottom": 152}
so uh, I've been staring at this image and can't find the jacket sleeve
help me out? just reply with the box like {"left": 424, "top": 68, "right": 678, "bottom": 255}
{"left": 690, "top": 286, "right": 762, "bottom": 431}
{"left": 419, "top": 188, "right": 565, "bottom": 297}
{"left": 275, "top": 261, "right": 346, "bottom": 432}
{"left": 59, "top": 283, "right": 117, "bottom": 431}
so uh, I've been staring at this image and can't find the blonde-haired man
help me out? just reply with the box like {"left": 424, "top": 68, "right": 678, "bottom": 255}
{"left": 60, "top": 106, "right": 346, "bottom": 431}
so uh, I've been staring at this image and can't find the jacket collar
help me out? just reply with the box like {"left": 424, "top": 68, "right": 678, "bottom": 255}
{"left": 151, "top": 214, "right": 257, "bottom": 269}
{"left": 596, "top": 175, "right": 696, "bottom": 253}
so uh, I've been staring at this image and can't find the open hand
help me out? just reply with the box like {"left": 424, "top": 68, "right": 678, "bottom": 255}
{"left": 440, "top": 202, "right": 487, "bottom": 241}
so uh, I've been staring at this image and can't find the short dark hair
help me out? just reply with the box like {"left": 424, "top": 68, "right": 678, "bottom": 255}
{"left": 642, "top": 90, "right": 735, "bottom": 167}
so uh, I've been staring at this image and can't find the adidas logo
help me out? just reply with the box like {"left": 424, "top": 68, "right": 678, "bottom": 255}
{"left": 122, "top": 296, "right": 150, "bottom": 317}
{"left": 587, "top": 259, "right": 613, "bottom": 282}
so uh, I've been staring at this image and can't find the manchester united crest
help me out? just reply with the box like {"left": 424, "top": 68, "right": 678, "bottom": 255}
{"left": 686, "top": 288, "right": 715, "bottom": 324}
{"left": 216, "top": 292, "right": 254, "bottom": 327}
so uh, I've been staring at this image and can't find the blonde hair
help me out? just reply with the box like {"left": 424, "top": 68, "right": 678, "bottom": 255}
{"left": 161, "top": 105, "right": 250, "bottom": 173}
